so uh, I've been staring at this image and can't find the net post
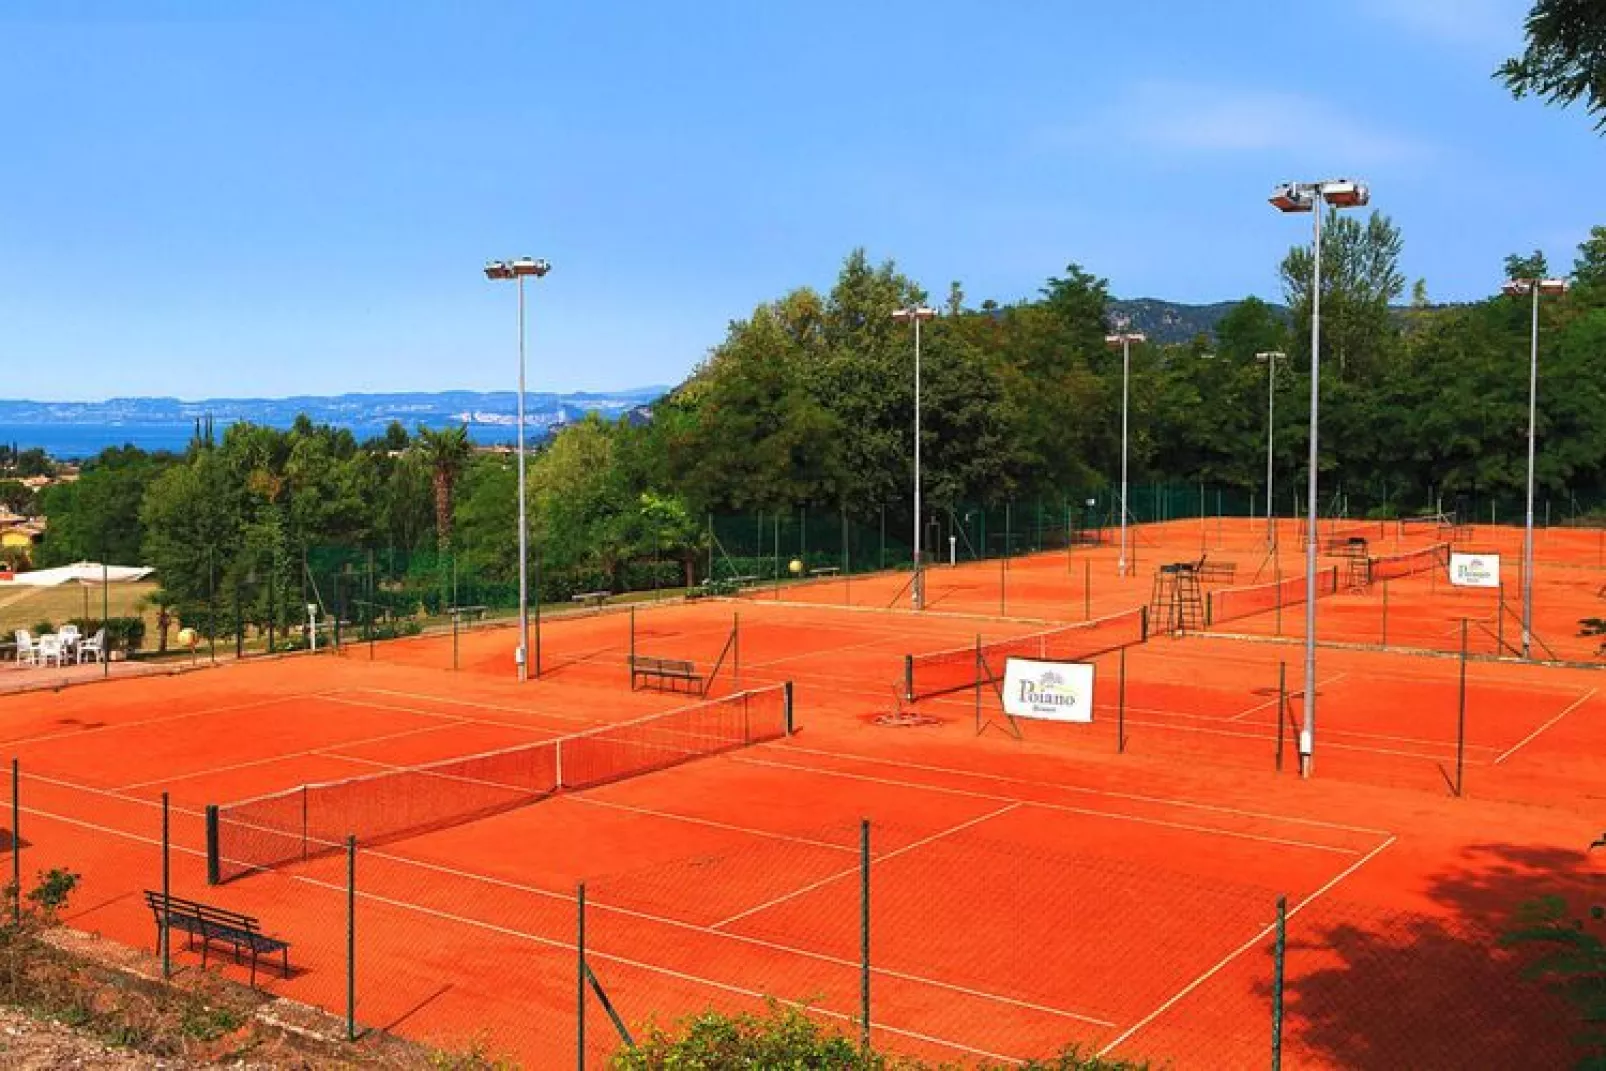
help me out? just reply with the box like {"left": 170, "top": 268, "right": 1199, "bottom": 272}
{"left": 859, "top": 818, "right": 871, "bottom": 1055}
{"left": 902, "top": 654, "right": 913, "bottom": 704}
{"left": 733, "top": 612, "right": 741, "bottom": 692}
{"left": 577, "top": 881, "right": 587, "bottom": 1070}
{"left": 1117, "top": 647, "right": 1127, "bottom": 754}
{"left": 783, "top": 681, "right": 795, "bottom": 736}
{"left": 10, "top": 758, "right": 19, "bottom": 926}
{"left": 1456, "top": 618, "right": 1468, "bottom": 798}
{"left": 205, "top": 804, "right": 220, "bottom": 886}
{"left": 973, "top": 637, "right": 984, "bottom": 736}
{"left": 1205, "top": 591, "right": 1213, "bottom": 627}
{"left": 1139, "top": 604, "right": 1149, "bottom": 642}
{"left": 301, "top": 785, "right": 310, "bottom": 860}
{"left": 346, "top": 835, "right": 357, "bottom": 1042}
{"left": 1271, "top": 894, "right": 1287, "bottom": 1069}
{"left": 1276, "top": 662, "right": 1286, "bottom": 773}
{"left": 161, "top": 791, "right": 171, "bottom": 979}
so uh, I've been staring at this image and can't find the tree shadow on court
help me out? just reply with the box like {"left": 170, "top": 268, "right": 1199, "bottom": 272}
{"left": 1273, "top": 841, "right": 1598, "bottom": 1070}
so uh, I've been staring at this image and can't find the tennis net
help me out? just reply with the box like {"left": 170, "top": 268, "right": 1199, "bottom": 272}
{"left": 207, "top": 683, "right": 793, "bottom": 883}
{"left": 1208, "top": 566, "right": 1339, "bottom": 626}
{"left": 1367, "top": 543, "right": 1449, "bottom": 583}
{"left": 903, "top": 607, "right": 1148, "bottom": 702}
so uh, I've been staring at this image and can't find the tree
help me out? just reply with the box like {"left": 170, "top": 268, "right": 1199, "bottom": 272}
{"left": 414, "top": 425, "right": 474, "bottom": 553}
{"left": 1574, "top": 225, "right": 1606, "bottom": 294}
{"left": 1498, "top": 0, "right": 1606, "bottom": 132}
{"left": 1279, "top": 210, "right": 1405, "bottom": 380}
{"left": 1505, "top": 250, "right": 1552, "bottom": 280}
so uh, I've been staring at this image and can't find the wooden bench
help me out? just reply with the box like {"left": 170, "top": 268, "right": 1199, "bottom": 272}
{"left": 629, "top": 654, "right": 706, "bottom": 696}
{"left": 1197, "top": 561, "right": 1237, "bottom": 584}
{"left": 571, "top": 591, "right": 610, "bottom": 610}
{"left": 143, "top": 890, "right": 290, "bottom": 986}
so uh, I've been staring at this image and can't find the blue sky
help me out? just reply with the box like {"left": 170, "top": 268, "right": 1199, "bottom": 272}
{"left": 1, "top": 0, "right": 1600, "bottom": 401}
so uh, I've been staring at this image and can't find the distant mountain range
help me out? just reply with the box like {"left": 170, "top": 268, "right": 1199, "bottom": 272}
{"left": 1106, "top": 299, "right": 1271, "bottom": 345}
{"left": 0, "top": 388, "right": 670, "bottom": 433}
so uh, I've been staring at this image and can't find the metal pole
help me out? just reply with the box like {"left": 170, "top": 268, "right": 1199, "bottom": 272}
{"left": 1276, "top": 661, "right": 1286, "bottom": 773}
{"left": 1267, "top": 355, "right": 1276, "bottom": 549}
{"left": 1117, "top": 647, "right": 1127, "bottom": 753}
{"left": 1522, "top": 283, "right": 1539, "bottom": 659}
{"left": 517, "top": 275, "right": 531, "bottom": 682}
{"left": 161, "top": 792, "right": 171, "bottom": 978}
{"left": 577, "top": 882, "right": 587, "bottom": 1070}
{"left": 1457, "top": 618, "right": 1468, "bottom": 797}
{"left": 1119, "top": 336, "right": 1130, "bottom": 577}
{"left": 1272, "top": 895, "right": 1287, "bottom": 1070}
{"left": 1300, "top": 204, "right": 1323, "bottom": 779}
{"left": 104, "top": 560, "right": 112, "bottom": 676}
{"left": 10, "top": 758, "right": 17, "bottom": 926}
{"left": 346, "top": 835, "right": 357, "bottom": 1041}
{"left": 913, "top": 317, "right": 924, "bottom": 610}
{"left": 860, "top": 818, "right": 871, "bottom": 1053}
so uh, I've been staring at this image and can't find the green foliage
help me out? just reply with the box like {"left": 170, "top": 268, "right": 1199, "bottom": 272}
{"left": 24, "top": 867, "right": 79, "bottom": 921}
{"left": 1504, "top": 895, "right": 1606, "bottom": 1065}
{"left": 1499, "top": 0, "right": 1606, "bottom": 132}
{"left": 36, "top": 446, "right": 174, "bottom": 568}
{"left": 611, "top": 1000, "right": 1148, "bottom": 1070}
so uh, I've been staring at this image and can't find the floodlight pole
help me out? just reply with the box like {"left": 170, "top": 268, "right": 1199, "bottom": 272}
{"left": 1506, "top": 276, "right": 1569, "bottom": 659}
{"left": 486, "top": 257, "right": 551, "bottom": 681}
{"left": 1105, "top": 326, "right": 1146, "bottom": 577}
{"left": 1270, "top": 178, "right": 1369, "bottom": 779}
{"left": 894, "top": 306, "right": 937, "bottom": 609}
{"left": 1257, "top": 352, "right": 1285, "bottom": 550}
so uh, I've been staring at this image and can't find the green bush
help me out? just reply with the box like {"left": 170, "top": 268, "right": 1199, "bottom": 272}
{"left": 104, "top": 615, "right": 146, "bottom": 653}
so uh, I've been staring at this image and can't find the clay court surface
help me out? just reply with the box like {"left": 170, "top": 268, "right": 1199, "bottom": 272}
{"left": 2, "top": 517, "right": 1603, "bottom": 1067}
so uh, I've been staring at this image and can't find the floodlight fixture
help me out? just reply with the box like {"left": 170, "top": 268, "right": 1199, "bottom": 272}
{"left": 892, "top": 306, "right": 937, "bottom": 323}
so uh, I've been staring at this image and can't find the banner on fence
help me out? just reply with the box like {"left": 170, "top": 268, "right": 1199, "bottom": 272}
{"left": 1449, "top": 552, "right": 1500, "bottom": 589}
{"left": 1002, "top": 659, "right": 1094, "bottom": 722}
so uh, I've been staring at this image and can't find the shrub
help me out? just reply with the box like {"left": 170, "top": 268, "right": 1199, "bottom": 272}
{"left": 104, "top": 615, "right": 146, "bottom": 653}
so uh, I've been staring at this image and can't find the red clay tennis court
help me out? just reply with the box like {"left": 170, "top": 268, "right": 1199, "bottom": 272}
{"left": 1, "top": 522, "right": 1601, "bottom": 1067}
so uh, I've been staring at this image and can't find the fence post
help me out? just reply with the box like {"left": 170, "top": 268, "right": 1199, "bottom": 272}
{"left": 783, "top": 681, "right": 795, "bottom": 735}
{"left": 205, "top": 805, "right": 220, "bottom": 885}
{"left": 346, "top": 835, "right": 357, "bottom": 1042}
{"left": 1276, "top": 662, "right": 1287, "bottom": 773}
{"left": 1456, "top": 619, "right": 1468, "bottom": 798}
{"left": 1271, "top": 895, "right": 1287, "bottom": 1070}
{"left": 577, "top": 882, "right": 587, "bottom": 1070}
{"left": 161, "top": 792, "right": 171, "bottom": 979}
{"left": 1084, "top": 560, "right": 1091, "bottom": 620}
{"left": 1118, "top": 647, "right": 1127, "bottom": 754}
{"left": 1381, "top": 579, "right": 1389, "bottom": 648}
{"left": 860, "top": 819, "right": 871, "bottom": 1055}
{"left": 10, "top": 758, "right": 18, "bottom": 926}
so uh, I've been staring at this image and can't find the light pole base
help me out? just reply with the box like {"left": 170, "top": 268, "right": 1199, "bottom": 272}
{"left": 1298, "top": 752, "right": 1312, "bottom": 779}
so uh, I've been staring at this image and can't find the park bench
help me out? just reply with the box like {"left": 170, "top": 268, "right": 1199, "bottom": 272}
{"left": 629, "top": 654, "right": 706, "bottom": 697}
{"left": 143, "top": 890, "right": 290, "bottom": 986}
{"left": 808, "top": 566, "right": 841, "bottom": 579}
{"left": 571, "top": 591, "right": 610, "bottom": 610}
{"left": 446, "top": 604, "right": 488, "bottom": 622}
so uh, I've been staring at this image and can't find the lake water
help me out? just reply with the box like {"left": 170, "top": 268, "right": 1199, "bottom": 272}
{"left": 0, "top": 422, "right": 523, "bottom": 461}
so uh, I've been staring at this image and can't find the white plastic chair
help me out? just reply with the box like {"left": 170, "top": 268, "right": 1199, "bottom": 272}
{"left": 13, "top": 630, "right": 36, "bottom": 665}
{"left": 76, "top": 628, "right": 105, "bottom": 664}
{"left": 58, "top": 624, "right": 80, "bottom": 659}
{"left": 37, "top": 635, "right": 63, "bottom": 667}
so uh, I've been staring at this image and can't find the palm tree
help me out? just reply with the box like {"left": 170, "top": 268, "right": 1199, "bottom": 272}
{"left": 415, "top": 425, "right": 474, "bottom": 554}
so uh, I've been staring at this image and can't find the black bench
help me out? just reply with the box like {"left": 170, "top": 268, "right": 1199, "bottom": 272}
{"left": 1197, "top": 561, "right": 1237, "bottom": 584}
{"left": 143, "top": 890, "right": 290, "bottom": 986}
{"left": 629, "top": 654, "right": 705, "bottom": 696}
{"left": 572, "top": 591, "right": 610, "bottom": 610}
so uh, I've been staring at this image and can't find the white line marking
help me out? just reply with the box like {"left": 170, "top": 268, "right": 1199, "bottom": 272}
{"left": 347, "top": 687, "right": 598, "bottom": 724}
{"left": 711, "top": 803, "right": 1023, "bottom": 931}
{"left": 734, "top": 757, "right": 1361, "bottom": 856}
{"left": 768, "top": 741, "right": 1393, "bottom": 837}
{"left": 1226, "top": 673, "right": 1346, "bottom": 722}
{"left": 1494, "top": 687, "right": 1598, "bottom": 765}
{"left": 569, "top": 796, "right": 857, "bottom": 854}
{"left": 1097, "top": 834, "right": 1397, "bottom": 1058}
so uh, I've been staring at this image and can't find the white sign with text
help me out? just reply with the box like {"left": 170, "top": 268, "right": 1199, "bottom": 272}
{"left": 1449, "top": 552, "right": 1500, "bottom": 589}
{"left": 1002, "top": 659, "right": 1095, "bottom": 722}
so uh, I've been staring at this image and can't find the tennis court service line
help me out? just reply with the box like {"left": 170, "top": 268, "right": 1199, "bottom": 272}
{"left": 765, "top": 740, "right": 1394, "bottom": 838}
{"left": 709, "top": 802, "right": 1024, "bottom": 932}
{"left": 0, "top": 691, "right": 340, "bottom": 749}
{"left": 568, "top": 796, "right": 858, "bottom": 854}
{"left": 1097, "top": 834, "right": 1397, "bottom": 1059}
{"left": 114, "top": 719, "right": 485, "bottom": 792}
{"left": 1493, "top": 687, "right": 1597, "bottom": 765}
{"left": 6, "top": 796, "right": 1057, "bottom": 1064}
{"left": 344, "top": 687, "right": 600, "bottom": 725}
{"left": 733, "top": 755, "right": 1363, "bottom": 857}
{"left": 1226, "top": 673, "right": 1347, "bottom": 722}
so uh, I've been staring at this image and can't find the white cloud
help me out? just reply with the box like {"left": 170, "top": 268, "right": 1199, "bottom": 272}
{"left": 1099, "top": 81, "right": 1436, "bottom": 168}
{"left": 1355, "top": 0, "right": 1524, "bottom": 52}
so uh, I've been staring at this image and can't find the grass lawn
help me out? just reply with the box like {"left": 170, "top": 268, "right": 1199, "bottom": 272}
{"left": 0, "top": 580, "right": 162, "bottom": 644}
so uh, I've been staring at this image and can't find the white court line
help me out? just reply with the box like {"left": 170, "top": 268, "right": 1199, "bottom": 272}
{"left": 711, "top": 803, "right": 1024, "bottom": 931}
{"left": 11, "top": 801, "right": 1040, "bottom": 1064}
{"left": 1097, "top": 834, "right": 1397, "bottom": 1059}
{"left": 317, "top": 693, "right": 579, "bottom": 735}
{"left": 734, "top": 756, "right": 1362, "bottom": 857}
{"left": 1129, "top": 706, "right": 1502, "bottom": 754}
{"left": 1494, "top": 687, "right": 1598, "bottom": 765}
{"left": 745, "top": 634, "right": 909, "bottom": 670}
{"left": 568, "top": 796, "right": 858, "bottom": 854}
{"left": 1115, "top": 714, "right": 1489, "bottom": 764}
{"left": 345, "top": 687, "right": 598, "bottom": 724}
{"left": 0, "top": 692, "right": 334, "bottom": 749}
{"left": 767, "top": 741, "right": 1393, "bottom": 837}
{"left": 114, "top": 720, "right": 471, "bottom": 792}
{"left": 1226, "top": 673, "right": 1347, "bottom": 722}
